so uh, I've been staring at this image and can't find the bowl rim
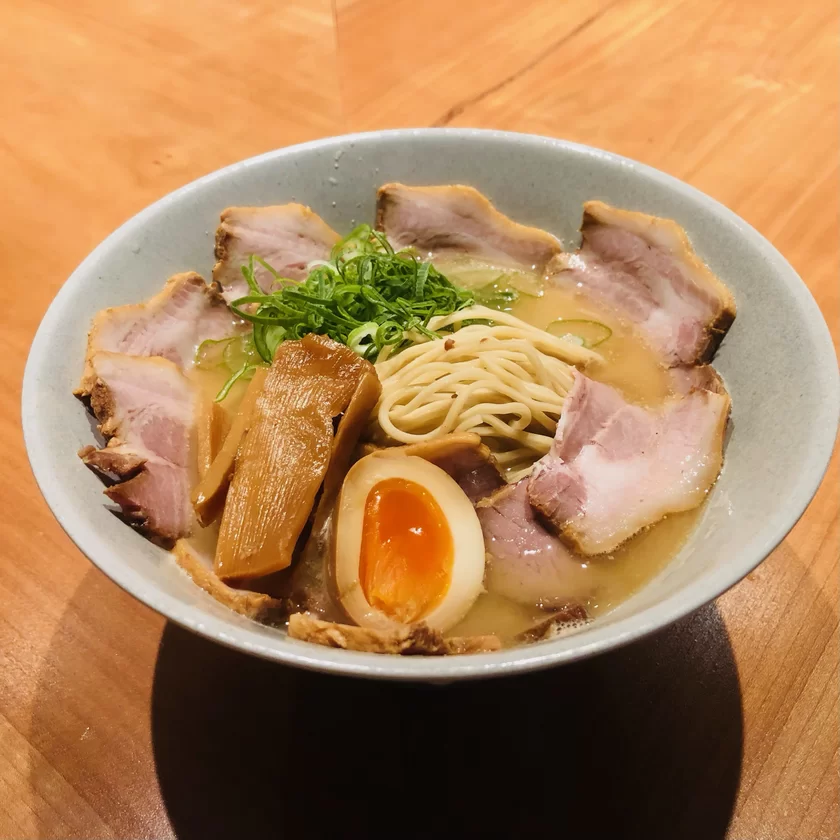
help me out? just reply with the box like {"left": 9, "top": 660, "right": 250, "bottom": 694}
{"left": 22, "top": 127, "right": 840, "bottom": 680}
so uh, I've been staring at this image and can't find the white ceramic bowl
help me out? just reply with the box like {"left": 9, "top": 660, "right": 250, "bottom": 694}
{"left": 22, "top": 130, "right": 839, "bottom": 680}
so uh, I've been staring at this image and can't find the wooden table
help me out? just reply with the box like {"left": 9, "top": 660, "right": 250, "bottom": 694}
{"left": 2, "top": 1, "right": 837, "bottom": 837}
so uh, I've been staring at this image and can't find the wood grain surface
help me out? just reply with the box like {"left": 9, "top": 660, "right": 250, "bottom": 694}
{"left": 1, "top": 1, "right": 837, "bottom": 837}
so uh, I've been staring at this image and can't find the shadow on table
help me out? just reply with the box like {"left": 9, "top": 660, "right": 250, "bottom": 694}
{"left": 151, "top": 602, "right": 744, "bottom": 840}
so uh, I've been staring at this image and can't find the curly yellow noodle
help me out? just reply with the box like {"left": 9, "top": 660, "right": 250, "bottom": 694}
{"left": 373, "top": 307, "right": 602, "bottom": 477}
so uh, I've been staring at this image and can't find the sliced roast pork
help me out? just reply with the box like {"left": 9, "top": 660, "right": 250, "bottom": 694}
{"left": 516, "top": 604, "right": 590, "bottom": 642}
{"left": 359, "top": 433, "right": 505, "bottom": 503}
{"left": 552, "top": 202, "right": 736, "bottom": 366}
{"left": 476, "top": 481, "right": 591, "bottom": 608}
{"left": 667, "top": 364, "right": 726, "bottom": 396}
{"left": 79, "top": 352, "right": 197, "bottom": 542}
{"left": 213, "top": 204, "right": 340, "bottom": 302}
{"left": 376, "top": 183, "right": 562, "bottom": 273}
{"left": 529, "top": 373, "right": 730, "bottom": 555}
{"left": 77, "top": 272, "right": 243, "bottom": 395}
{"left": 287, "top": 613, "right": 501, "bottom": 655}
{"left": 172, "top": 539, "right": 285, "bottom": 623}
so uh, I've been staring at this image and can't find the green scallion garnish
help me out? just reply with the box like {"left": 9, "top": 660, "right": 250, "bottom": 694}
{"left": 545, "top": 318, "right": 612, "bottom": 348}
{"left": 204, "top": 224, "right": 475, "bottom": 400}
{"left": 229, "top": 225, "right": 473, "bottom": 363}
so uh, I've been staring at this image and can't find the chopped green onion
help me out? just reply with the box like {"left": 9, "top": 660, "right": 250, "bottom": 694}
{"left": 414, "top": 261, "right": 431, "bottom": 300}
{"left": 215, "top": 363, "right": 258, "bottom": 403}
{"left": 475, "top": 282, "right": 521, "bottom": 312}
{"left": 195, "top": 334, "right": 261, "bottom": 372}
{"left": 546, "top": 319, "right": 612, "bottom": 348}
{"left": 253, "top": 324, "right": 288, "bottom": 363}
{"left": 347, "top": 321, "right": 379, "bottom": 355}
{"left": 434, "top": 259, "right": 544, "bottom": 298}
{"left": 210, "top": 224, "right": 479, "bottom": 399}
{"left": 222, "top": 334, "right": 261, "bottom": 372}
{"left": 195, "top": 337, "right": 234, "bottom": 370}
{"left": 229, "top": 224, "right": 474, "bottom": 364}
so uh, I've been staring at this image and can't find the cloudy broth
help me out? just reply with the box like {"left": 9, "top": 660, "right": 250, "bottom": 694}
{"left": 446, "top": 273, "right": 702, "bottom": 645}
{"left": 184, "top": 276, "right": 705, "bottom": 648}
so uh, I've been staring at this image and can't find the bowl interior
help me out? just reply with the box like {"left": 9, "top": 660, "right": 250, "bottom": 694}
{"left": 23, "top": 129, "right": 839, "bottom": 680}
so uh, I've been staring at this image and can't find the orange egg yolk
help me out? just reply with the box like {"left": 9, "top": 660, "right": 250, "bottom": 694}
{"left": 359, "top": 478, "right": 454, "bottom": 624}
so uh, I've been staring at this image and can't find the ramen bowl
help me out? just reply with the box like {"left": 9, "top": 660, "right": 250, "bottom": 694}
{"left": 22, "top": 129, "right": 839, "bottom": 680}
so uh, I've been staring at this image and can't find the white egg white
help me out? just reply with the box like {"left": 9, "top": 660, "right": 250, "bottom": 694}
{"left": 334, "top": 453, "right": 486, "bottom": 632}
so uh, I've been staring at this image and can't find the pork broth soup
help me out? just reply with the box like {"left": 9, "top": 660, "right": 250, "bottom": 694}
{"left": 75, "top": 184, "right": 734, "bottom": 655}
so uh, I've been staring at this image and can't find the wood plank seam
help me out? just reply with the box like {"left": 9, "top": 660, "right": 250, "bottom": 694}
{"left": 431, "top": 0, "right": 625, "bottom": 127}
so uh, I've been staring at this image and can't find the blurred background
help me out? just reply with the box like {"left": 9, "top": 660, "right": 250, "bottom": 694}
{"left": 1, "top": 2, "right": 837, "bottom": 838}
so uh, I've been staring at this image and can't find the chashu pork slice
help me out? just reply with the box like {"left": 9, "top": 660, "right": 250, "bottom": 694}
{"left": 172, "top": 539, "right": 285, "bottom": 623}
{"left": 551, "top": 201, "right": 736, "bottom": 366}
{"left": 213, "top": 204, "right": 340, "bottom": 302}
{"left": 77, "top": 272, "right": 243, "bottom": 395}
{"left": 359, "top": 433, "right": 505, "bottom": 503}
{"left": 79, "top": 353, "right": 197, "bottom": 542}
{"left": 516, "top": 604, "right": 590, "bottom": 643}
{"left": 667, "top": 363, "right": 727, "bottom": 396}
{"left": 529, "top": 373, "right": 730, "bottom": 555}
{"left": 376, "top": 183, "right": 562, "bottom": 273}
{"left": 476, "top": 481, "right": 592, "bottom": 609}
{"left": 288, "top": 613, "right": 501, "bottom": 655}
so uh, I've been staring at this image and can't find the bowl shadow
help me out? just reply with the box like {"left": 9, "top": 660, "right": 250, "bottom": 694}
{"left": 151, "top": 602, "right": 744, "bottom": 840}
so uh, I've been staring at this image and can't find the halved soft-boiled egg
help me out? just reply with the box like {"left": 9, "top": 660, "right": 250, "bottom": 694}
{"left": 334, "top": 453, "right": 486, "bottom": 632}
